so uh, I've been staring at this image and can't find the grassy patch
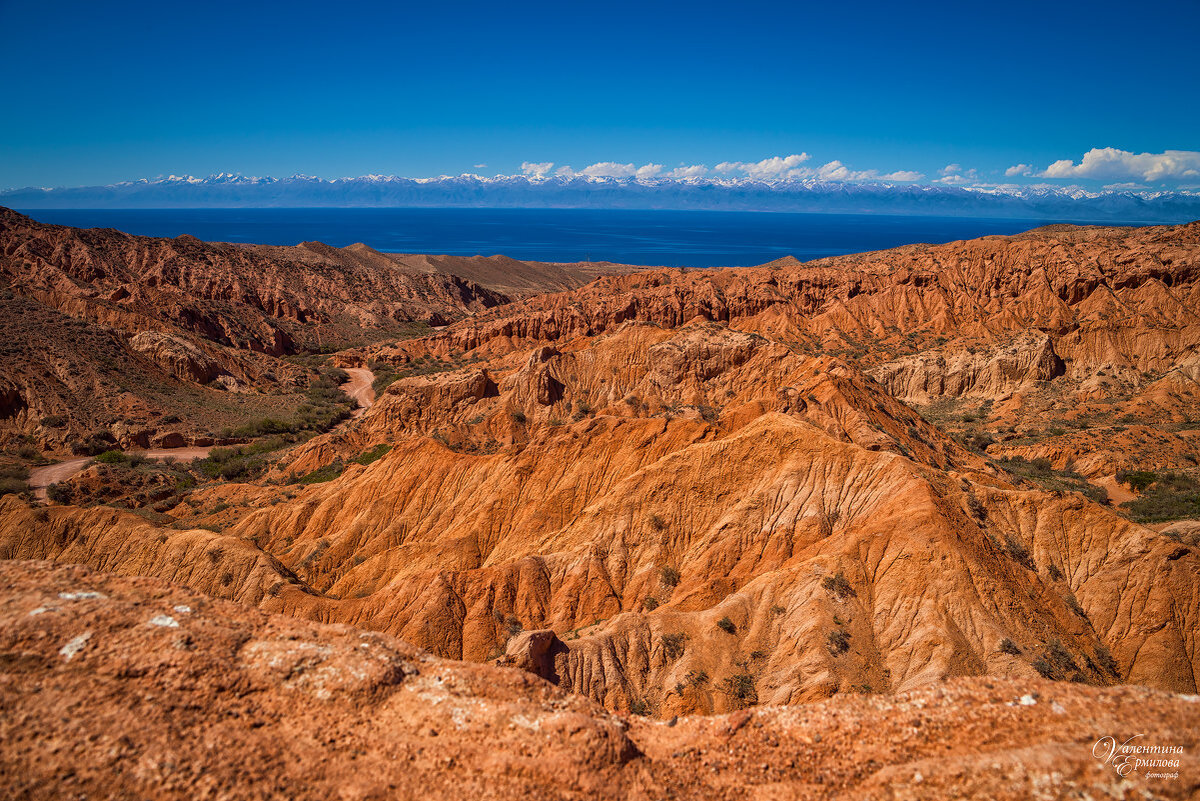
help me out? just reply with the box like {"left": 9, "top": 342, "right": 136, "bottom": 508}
{"left": 997, "top": 457, "right": 1106, "bottom": 503}
{"left": 353, "top": 443, "right": 391, "bottom": 466}
{"left": 1121, "top": 472, "right": 1200, "bottom": 523}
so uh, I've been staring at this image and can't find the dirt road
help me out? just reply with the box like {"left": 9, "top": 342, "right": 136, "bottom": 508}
{"left": 342, "top": 368, "right": 376, "bottom": 417}
{"left": 28, "top": 369, "right": 377, "bottom": 500}
{"left": 28, "top": 447, "right": 213, "bottom": 501}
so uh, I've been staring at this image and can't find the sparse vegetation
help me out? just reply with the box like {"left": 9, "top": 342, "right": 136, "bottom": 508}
{"left": 661, "top": 633, "right": 687, "bottom": 660}
{"left": 1116, "top": 469, "right": 1158, "bottom": 492}
{"left": 1032, "top": 638, "right": 1085, "bottom": 682}
{"left": 719, "top": 673, "right": 757, "bottom": 706}
{"left": 999, "top": 638, "right": 1022, "bottom": 656}
{"left": 717, "top": 616, "right": 736, "bottom": 634}
{"left": 45, "top": 481, "right": 73, "bottom": 503}
{"left": 821, "top": 571, "right": 856, "bottom": 599}
{"left": 998, "top": 457, "right": 1106, "bottom": 504}
{"left": 290, "top": 461, "right": 345, "bottom": 485}
{"left": 353, "top": 443, "right": 391, "bottom": 466}
{"left": 827, "top": 628, "right": 851, "bottom": 655}
{"left": 659, "top": 565, "right": 681, "bottom": 587}
{"left": 1003, "top": 534, "right": 1036, "bottom": 571}
{"left": 0, "top": 464, "right": 30, "bottom": 496}
{"left": 1120, "top": 472, "right": 1200, "bottom": 523}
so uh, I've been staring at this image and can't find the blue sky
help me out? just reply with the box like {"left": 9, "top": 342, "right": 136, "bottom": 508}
{"left": 1, "top": 0, "right": 1198, "bottom": 190}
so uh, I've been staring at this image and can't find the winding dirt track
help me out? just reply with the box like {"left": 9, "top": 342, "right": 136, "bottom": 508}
{"left": 28, "top": 448, "right": 213, "bottom": 501}
{"left": 28, "top": 369, "right": 375, "bottom": 500}
{"left": 342, "top": 367, "right": 376, "bottom": 417}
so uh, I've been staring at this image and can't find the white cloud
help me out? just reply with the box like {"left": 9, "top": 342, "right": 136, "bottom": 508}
{"left": 473, "top": 163, "right": 488, "bottom": 169}
{"left": 520, "top": 154, "right": 920, "bottom": 184}
{"left": 1103, "top": 182, "right": 1151, "bottom": 191}
{"left": 580, "top": 162, "right": 638, "bottom": 178}
{"left": 715, "top": 153, "right": 811, "bottom": 179}
{"left": 934, "top": 164, "right": 981, "bottom": 185}
{"left": 1005, "top": 163, "right": 1034, "bottom": 177}
{"left": 1039, "top": 148, "right": 1200, "bottom": 182}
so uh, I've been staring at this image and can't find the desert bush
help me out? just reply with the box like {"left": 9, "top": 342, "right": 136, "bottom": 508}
{"left": 1116, "top": 469, "right": 1158, "bottom": 492}
{"left": 821, "top": 571, "right": 856, "bottom": 599}
{"left": 1094, "top": 645, "right": 1119, "bottom": 676}
{"left": 659, "top": 565, "right": 681, "bottom": 587}
{"left": 717, "top": 616, "right": 736, "bottom": 634}
{"left": 1003, "top": 534, "right": 1036, "bottom": 571}
{"left": 45, "top": 482, "right": 73, "bottom": 503}
{"left": 827, "top": 628, "right": 851, "bottom": 655}
{"left": 720, "top": 673, "right": 757, "bottom": 706}
{"left": 1120, "top": 472, "right": 1200, "bottom": 522}
{"left": 628, "top": 698, "right": 650, "bottom": 716}
{"left": 40, "top": 415, "right": 67, "bottom": 428}
{"left": 999, "top": 638, "right": 1022, "bottom": 655}
{"left": 661, "top": 633, "right": 687, "bottom": 660}
{"left": 93, "top": 450, "right": 128, "bottom": 465}
{"left": 510, "top": 409, "right": 527, "bottom": 424}
{"left": 643, "top": 596, "right": 659, "bottom": 610}
{"left": 966, "top": 493, "right": 986, "bottom": 520}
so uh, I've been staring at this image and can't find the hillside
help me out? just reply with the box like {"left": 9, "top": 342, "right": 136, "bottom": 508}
{"left": 2, "top": 217, "right": 1199, "bottom": 797}
{"left": 0, "top": 208, "right": 647, "bottom": 451}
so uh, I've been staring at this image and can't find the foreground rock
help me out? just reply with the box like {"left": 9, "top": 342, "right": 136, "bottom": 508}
{"left": 2, "top": 560, "right": 1197, "bottom": 800}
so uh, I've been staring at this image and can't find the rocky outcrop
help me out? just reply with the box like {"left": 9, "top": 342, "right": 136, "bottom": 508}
{"left": 129, "top": 331, "right": 221, "bottom": 383}
{"left": 2, "top": 561, "right": 1197, "bottom": 801}
{"left": 871, "top": 332, "right": 1064, "bottom": 402}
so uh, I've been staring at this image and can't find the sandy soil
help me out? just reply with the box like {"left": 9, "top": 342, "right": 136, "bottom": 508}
{"left": 342, "top": 367, "right": 376, "bottom": 417}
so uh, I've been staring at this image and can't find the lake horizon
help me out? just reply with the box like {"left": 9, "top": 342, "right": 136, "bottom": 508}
{"left": 13, "top": 206, "right": 1156, "bottom": 269}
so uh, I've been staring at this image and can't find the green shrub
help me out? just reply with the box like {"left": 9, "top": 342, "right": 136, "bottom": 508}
{"left": 94, "top": 450, "right": 128, "bottom": 464}
{"left": 1116, "top": 469, "right": 1158, "bottom": 492}
{"left": 717, "top": 616, "right": 736, "bottom": 634}
{"left": 1120, "top": 473, "right": 1200, "bottom": 523}
{"left": 44, "top": 482, "right": 71, "bottom": 502}
{"left": 353, "top": 443, "right": 391, "bottom": 466}
{"left": 510, "top": 410, "right": 527, "bottom": 424}
{"left": 290, "top": 462, "right": 345, "bottom": 485}
{"left": 720, "top": 673, "right": 757, "bottom": 705}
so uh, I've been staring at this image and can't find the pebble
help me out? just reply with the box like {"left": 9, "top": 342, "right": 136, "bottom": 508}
{"left": 1019, "top": 694, "right": 1037, "bottom": 706}
{"left": 59, "top": 632, "right": 92, "bottom": 661}
{"left": 148, "top": 615, "right": 180, "bottom": 628}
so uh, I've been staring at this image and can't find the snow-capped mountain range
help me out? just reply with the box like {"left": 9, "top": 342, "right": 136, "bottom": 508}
{"left": 3, "top": 173, "right": 1199, "bottom": 222}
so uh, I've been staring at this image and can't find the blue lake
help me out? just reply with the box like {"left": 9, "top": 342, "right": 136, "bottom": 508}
{"left": 15, "top": 207, "right": 1126, "bottom": 268}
